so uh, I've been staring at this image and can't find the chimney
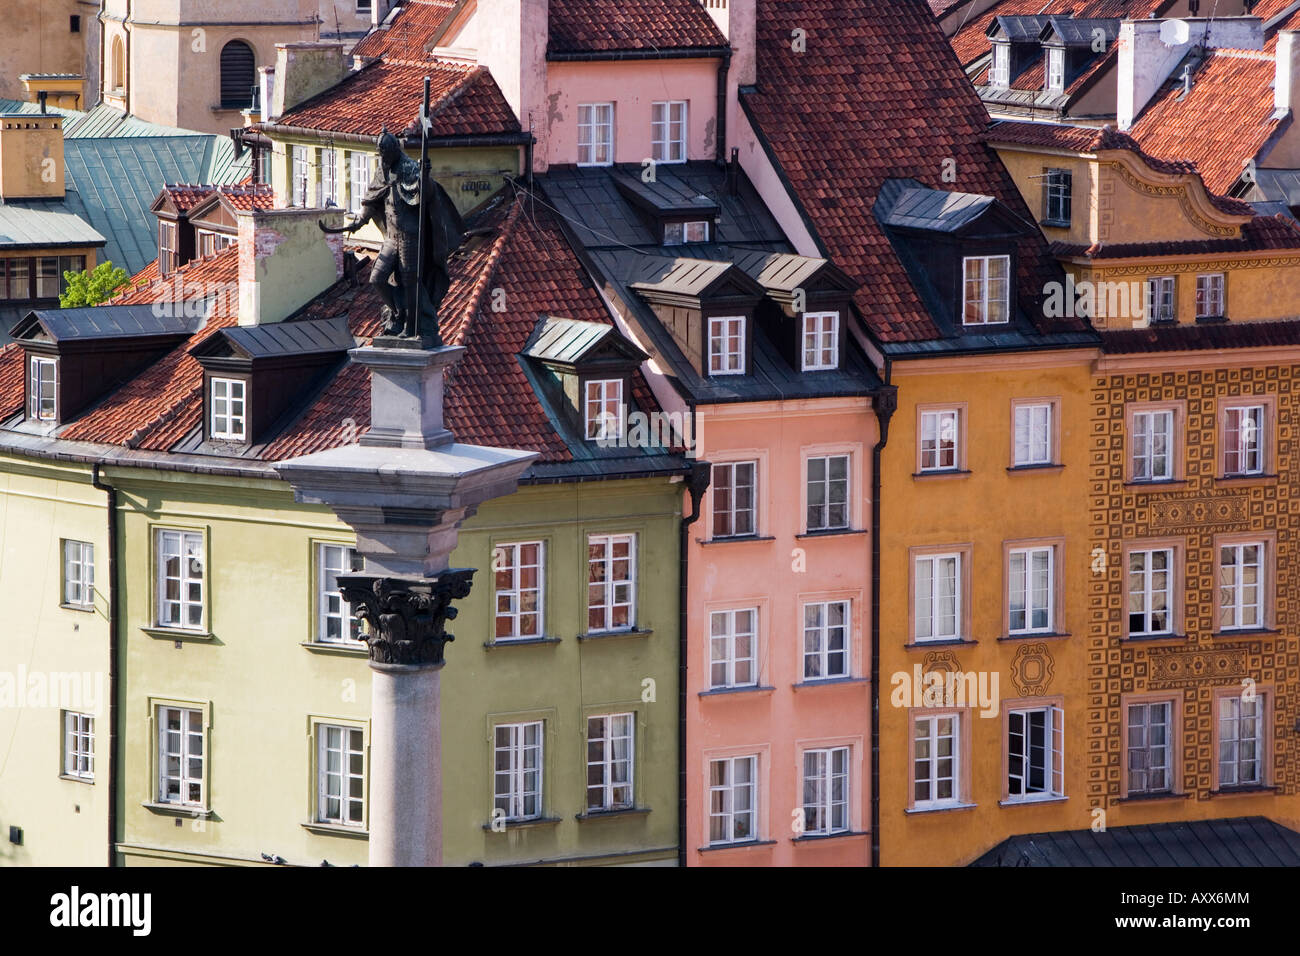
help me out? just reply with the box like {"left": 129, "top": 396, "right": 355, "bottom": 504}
{"left": 371, "top": 0, "right": 396, "bottom": 28}
{"left": 0, "top": 114, "right": 65, "bottom": 200}
{"left": 475, "top": 0, "right": 549, "bottom": 170}
{"left": 269, "top": 42, "right": 347, "bottom": 120}
{"left": 1277, "top": 31, "right": 1300, "bottom": 114}
{"left": 700, "top": 0, "right": 755, "bottom": 86}
{"left": 236, "top": 208, "right": 347, "bottom": 326}
{"left": 1117, "top": 16, "right": 1265, "bottom": 130}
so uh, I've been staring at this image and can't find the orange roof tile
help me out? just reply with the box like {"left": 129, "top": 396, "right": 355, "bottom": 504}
{"left": 548, "top": 0, "right": 727, "bottom": 54}
{"left": 350, "top": 0, "right": 458, "bottom": 60}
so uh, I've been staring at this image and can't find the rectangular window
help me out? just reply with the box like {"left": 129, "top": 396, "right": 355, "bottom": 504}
{"left": 801, "top": 311, "right": 839, "bottom": 371}
{"left": 1013, "top": 402, "right": 1052, "bottom": 466}
{"left": 28, "top": 354, "right": 56, "bottom": 422}
{"left": 712, "top": 461, "right": 756, "bottom": 538}
{"left": 1223, "top": 404, "right": 1264, "bottom": 476}
{"left": 802, "top": 747, "right": 849, "bottom": 835}
{"left": 157, "top": 706, "right": 204, "bottom": 806}
{"left": 587, "top": 533, "right": 635, "bottom": 632}
{"left": 651, "top": 100, "right": 687, "bottom": 163}
{"left": 586, "top": 713, "right": 634, "bottom": 812}
{"left": 1006, "top": 706, "right": 1064, "bottom": 800}
{"left": 577, "top": 103, "right": 614, "bottom": 166}
{"left": 919, "top": 409, "right": 959, "bottom": 472}
{"left": 1131, "top": 409, "right": 1173, "bottom": 481}
{"left": 317, "top": 543, "right": 363, "bottom": 643}
{"left": 62, "top": 711, "right": 94, "bottom": 780}
{"left": 1218, "top": 542, "right": 1263, "bottom": 631}
{"left": 292, "top": 145, "right": 310, "bottom": 207}
{"left": 1046, "top": 48, "right": 1065, "bottom": 92}
{"left": 584, "top": 378, "right": 624, "bottom": 441}
{"left": 1128, "top": 548, "right": 1174, "bottom": 637}
{"left": 317, "top": 724, "right": 365, "bottom": 826}
{"left": 209, "top": 377, "right": 246, "bottom": 441}
{"left": 156, "top": 529, "right": 204, "bottom": 630}
{"left": 58, "top": 256, "right": 82, "bottom": 294}
{"left": 493, "top": 541, "right": 544, "bottom": 641}
{"left": 806, "top": 454, "right": 850, "bottom": 531}
{"left": 2, "top": 258, "right": 31, "bottom": 300}
{"left": 1008, "top": 546, "right": 1052, "bottom": 634}
{"left": 1196, "top": 273, "right": 1225, "bottom": 319}
{"left": 915, "top": 553, "right": 961, "bottom": 642}
{"left": 990, "top": 43, "right": 1009, "bottom": 86}
{"left": 494, "top": 721, "right": 542, "bottom": 821}
{"left": 709, "top": 608, "right": 757, "bottom": 689}
{"left": 663, "top": 220, "right": 710, "bottom": 245}
{"left": 1126, "top": 700, "right": 1172, "bottom": 795}
{"left": 962, "top": 255, "right": 1010, "bottom": 325}
{"left": 36, "top": 257, "right": 60, "bottom": 299}
{"left": 708, "top": 754, "right": 757, "bottom": 844}
{"left": 1145, "top": 276, "right": 1175, "bottom": 323}
{"left": 322, "top": 147, "right": 338, "bottom": 207}
{"left": 913, "top": 713, "right": 960, "bottom": 808}
{"left": 159, "top": 221, "right": 177, "bottom": 275}
{"left": 708, "top": 315, "right": 745, "bottom": 375}
{"left": 63, "top": 540, "right": 95, "bottom": 608}
{"left": 348, "top": 151, "right": 372, "bottom": 215}
{"left": 802, "top": 600, "right": 850, "bottom": 680}
{"left": 1217, "top": 694, "right": 1260, "bottom": 788}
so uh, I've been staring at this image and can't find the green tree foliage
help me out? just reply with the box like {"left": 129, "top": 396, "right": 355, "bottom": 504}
{"left": 59, "top": 261, "right": 130, "bottom": 308}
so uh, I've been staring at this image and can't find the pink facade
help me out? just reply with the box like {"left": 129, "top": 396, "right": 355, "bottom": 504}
{"left": 687, "top": 398, "right": 877, "bottom": 866}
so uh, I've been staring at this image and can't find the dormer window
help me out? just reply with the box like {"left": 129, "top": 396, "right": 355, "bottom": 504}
{"left": 1047, "top": 47, "right": 1065, "bottom": 93}
{"left": 652, "top": 101, "right": 687, "bottom": 164}
{"left": 962, "top": 255, "right": 1010, "bottom": 325}
{"left": 664, "top": 220, "right": 710, "bottom": 245}
{"left": 209, "top": 377, "right": 246, "bottom": 441}
{"left": 585, "top": 378, "right": 624, "bottom": 442}
{"left": 990, "top": 43, "right": 1010, "bottom": 87}
{"left": 801, "top": 312, "right": 839, "bottom": 371}
{"left": 578, "top": 103, "right": 614, "bottom": 167}
{"left": 28, "top": 354, "right": 56, "bottom": 422}
{"left": 709, "top": 315, "right": 746, "bottom": 375}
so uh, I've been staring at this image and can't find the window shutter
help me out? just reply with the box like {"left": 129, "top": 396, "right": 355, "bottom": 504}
{"left": 220, "top": 41, "right": 256, "bottom": 109}
{"left": 1051, "top": 705, "right": 1065, "bottom": 796}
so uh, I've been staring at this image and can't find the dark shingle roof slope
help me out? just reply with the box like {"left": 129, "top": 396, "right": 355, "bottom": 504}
{"left": 548, "top": 0, "right": 727, "bottom": 55}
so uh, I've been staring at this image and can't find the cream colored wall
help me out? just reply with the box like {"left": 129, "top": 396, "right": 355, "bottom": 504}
{"left": 1080, "top": 258, "right": 1300, "bottom": 327}
{"left": 0, "top": 0, "right": 87, "bottom": 102}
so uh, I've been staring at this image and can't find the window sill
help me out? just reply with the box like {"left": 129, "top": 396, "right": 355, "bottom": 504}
{"left": 483, "top": 636, "right": 562, "bottom": 649}
{"left": 141, "top": 627, "right": 214, "bottom": 643}
{"left": 142, "top": 801, "right": 213, "bottom": 819}
{"left": 1194, "top": 314, "right": 1229, "bottom": 324}
{"left": 911, "top": 469, "right": 972, "bottom": 480}
{"left": 905, "top": 802, "right": 977, "bottom": 815}
{"left": 1120, "top": 633, "right": 1188, "bottom": 646}
{"left": 1123, "top": 479, "right": 1188, "bottom": 489}
{"left": 59, "top": 603, "right": 96, "bottom": 614}
{"left": 792, "top": 676, "right": 870, "bottom": 690}
{"left": 697, "top": 839, "right": 777, "bottom": 853}
{"left": 301, "top": 822, "right": 368, "bottom": 839}
{"left": 1212, "top": 627, "right": 1281, "bottom": 638}
{"left": 792, "top": 829, "right": 868, "bottom": 844}
{"left": 1006, "top": 463, "right": 1063, "bottom": 474}
{"left": 59, "top": 774, "right": 94, "bottom": 786}
{"left": 481, "top": 816, "right": 562, "bottom": 832}
{"left": 698, "top": 684, "right": 775, "bottom": 699}
{"left": 1214, "top": 474, "right": 1276, "bottom": 487}
{"left": 575, "top": 807, "right": 651, "bottom": 822}
{"left": 795, "top": 528, "right": 867, "bottom": 540}
{"left": 697, "top": 535, "right": 776, "bottom": 546}
{"left": 1115, "top": 792, "right": 1190, "bottom": 804}
{"left": 577, "top": 628, "right": 652, "bottom": 642}
{"left": 998, "top": 631, "right": 1070, "bottom": 642}
{"left": 1039, "top": 218, "right": 1071, "bottom": 229}
{"left": 998, "top": 794, "right": 1068, "bottom": 808}
{"left": 903, "top": 638, "right": 977, "bottom": 650}
{"left": 1208, "top": 785, "right": 1278, "bottom": 798}
{"left": 300, "top": 640, "right": 368, "bottom": 657}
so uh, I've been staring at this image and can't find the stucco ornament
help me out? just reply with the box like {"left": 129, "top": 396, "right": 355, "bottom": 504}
{"left": 336, "top": 569, "right": 476, "bottom": 666}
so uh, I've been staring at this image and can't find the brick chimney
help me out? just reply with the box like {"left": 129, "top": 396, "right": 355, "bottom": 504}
{"left": 0, "top": 114, "right": 65, "bottom": 200}
{"left": 236, "top": 208, "right": 346, "bottom": 326}
{"left": 1277, "top": 31, "right": 1300, "bottom": 114}
{"left": 475, "top": 0, "right": 549, "bottom": 168}
{"left": 1118, "top": 17, "right": 1265, "bottom": 130}
{"left": 269, "top": 42, "right": 348, "bottom": 120}
{"left": 699, "top": 0, "right": 754, "bottom": 158}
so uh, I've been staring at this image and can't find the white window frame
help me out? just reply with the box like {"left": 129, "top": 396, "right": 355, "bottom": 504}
{"left": 348, "top": 151, "right": 372, "bottom": 215}
{"left": 801, "top": 746, "right": 850, "bottom": 835}
{"left": 1132, "top": 409, "right": 1173, "bottom": 481}
{"left": 1008, "top": 546, "right": 1053, "bottom": 634}
{"left": 209, "top": 377, "right": 246, "bottom": 441}
{"left": 1127, "top": 700, "right": 1172, "bottom": 795}
{"left": 711, "top": 461, "right": 757, "bottom": 539}
{"left": 651, "top": 100, "right": 687, "bottom": 164}
{"left": 1046, "top": 47, "right": 1065, "bottom": 92}
{"left": 805, "top": 453, "right": 851, "bottom": 532}
{"left": 913, "top": 713, "right": 961, "bottom": 809}
{"left": 291, "top": 145, "right": 310, "bottom": 207}
{"left": 62, "top": 539, "right": 95, "bottom": 608}
{"left": 494, "top": 721, "right": 543, "bottom": 821}
{"left": 492, "top": 541, "right": 545, "bottom": 642}
{"left": 578, "top": 103, "right": 614, "bottom": 167}
{"left": 28, "top": 354, "right": 56, "bottom": 422}
{"left": 708, "top": 754, "right": 758, "bottom": 845}
{"left": 962, "top": 254, "right": 1011, "bottom": 325}
{"left": 317, "top": 543, "right": 363, "bottom": 644}
{"left": 919, "top": 408, "right": 959, "bottom": 472}
{"left": 1013, "top": 402, "right": 1052, "bottom": 466}
{"left": 1196, "top": 272, "right": 1225, "bottom": 319}
{"left": 1218, "top": 542, "right": 1263, "bottom": 631}
{"left": 587, "top": 532, "right": 636, "bottom": 633}
{"left": 321, "top": 147, "right": 338, "bottom": 207}
{"left": 1218, "top": 694, "right": 1261, "bottom": 788}
{"left": 316, "top": 723, "right": 366, "bottom": 827}
{"left": 990, "top": 42, "right": 1010, "bottom": 86}
{"left": 1044, "top": 168, "right": 1072, "bottom": 223}
{"left": 802, "top": 600, "right": 850, "bottom": 680}
{"left": 915, "top": 552, "right": 961, "bottom": 642}
{"left": 586, "top": 713, "right": 634, "bottom": 812}
{"left": 156, "top": 705, "right": 204, "bottom": 806}
{"left": 62, "top": 711, "right": 94, "bottom": 780}
{"left": 1128, "top": 548, "right": 1174, "bottom": 637}
{"left": 1145, "top": 276, "right": 1176, "bottom": 323}
{"left": 801, "top": 311, "right": 839, "bottom": 371}
{"left": 708, "top": 315, "right": 746, "bottom": 375}
{"left": 1006, "top": 705, "right": 1064, "bottom": 801}
{"left": 584, "top": 378, "right": 624, "bottom": 442}
{"left": 155, "top": 528, "right": 205, "bottom": 631}
{"left": 1224, "top": 404, "right": 1264, "bottom": 476}
{"left": 709, "top": 607, "right": 758, "bottom": 689}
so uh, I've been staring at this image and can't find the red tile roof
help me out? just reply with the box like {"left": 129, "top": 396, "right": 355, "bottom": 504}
{"left": 275, "top": 59, "right": 519, "bottom": 138}
{"left": 548, "top": 0, "right": 727, "bottom": 54}
{"left": 1051, "top": 214, "right": 1300, "bottom": 258}
{"left": 742, "top": 0, "right": 1079, "bottom": 343}
{"left": 158, "top": 184, "right": 214, "bottom": 214}
{"left": 217, "top": 183, "right": 275, "bottom": 211}
{"left": 0, "top": 343, "right": 24, "bottom": 422}
{"left": 1102, "top": 318, "right": 1300, "bottom": 354}
{"left": 350, "top": 0, "right": 458, "bottom": 60}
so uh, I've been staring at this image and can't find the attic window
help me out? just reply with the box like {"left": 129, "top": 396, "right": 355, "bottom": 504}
{"left": 664, "top": 220, "right": 710, "bottom": 245}
{"left": 962, "top": 255, "right": 1010, "bottom": 325}
{"left": 210, "top": 377, "right": 247, "bottom": 441}
{"left": 1047, "top": 48, "right": 1065, "bottom": 93}
{"left": 801, "top": 312, "right": 839, "bottom": 371}
{"left": 28, "top": 355, "right": 57, "bottom": 422}
{"left": 709, "top": 315, "right": 746, "bottom": 375}
{"left": 585, "top": 379, "right": 625, "bottom": 441}
{"left": 990, "top": 43, "right": 1010, "bottom": 87}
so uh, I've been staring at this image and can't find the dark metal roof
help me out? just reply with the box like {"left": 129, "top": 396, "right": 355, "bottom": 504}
{"left": 0, "top": 202, "right": 105, "bottom": 249}
{"left": 989, "top": 15, "right": 1052, "bottom": 42}
{"left": 216, "top": 317, "right": 356, "bottom": 360}
{"left": 609, "top": 166, "right": 720, "bottom": 217}
{"left": 876, "top": 179, "right": 999, "bottom": 234}
{"left": 972, "top": 816, "right": 1300, "bottom": 867}
{"left": 12, "top": 304, "right": 203, "bottom": 342}
{"left": 1044, "top": 17, "right": 1121, "bottom": 47}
